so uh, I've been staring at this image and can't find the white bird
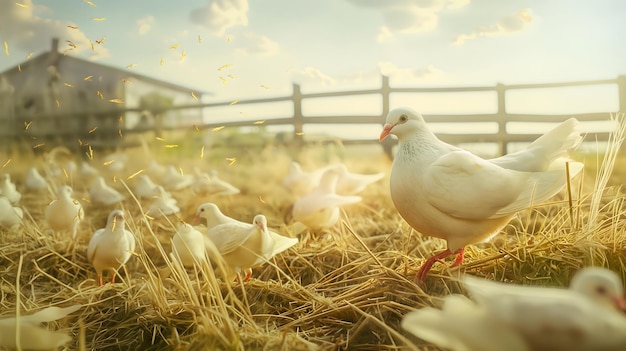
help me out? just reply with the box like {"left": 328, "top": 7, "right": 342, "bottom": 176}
{"left": 161, "top": 165, "right": 194, "bottom": 191}
{"left": 379, "top": 108, "right": 583, "bottom": 283}
{"left": 292, "top": 168, "right": 361, "bottom": 230}
{"left": 171, "top": 223, "right": 207, "bottom": 267}
{"left": 24, "top": 167, "right": 49, "bottom": 191}
{"left": 192, "top": 170, "right": 240, "bottom": 196}
{"left": 403, "top": 267, "right": 626, "bottom": 351}
{"left": 87, "top": 210, "right": 136, "bottom": 286}
{"left": 146, "top": 159, "right": 167, "bottom": 181}
{"left": 79, "top": 161, "right": 100, "bottom": 177}
{"left": 0, "top": 304, "right": 81, "bottom": 351}
{"left": 282, "top": 162, "right": 332, "bottom": 196}
{"left": 45, "top": 185, "right": 84, "bottom": 240}
{"left": 146, "top": 185, "right": 180, "bottom": 217}
{"left": 0, "top": 174, "right": 21, "bottom": 204}
{"left": 331, "top": 163, "right": 385, "bottom": 195}
{"left": 0, "top": 196, "right": 23, "bottom": 228}
{"left": 194, "top": 202, "right": 240, "bottom": 229}
{"left": 102, "top": 151, "right": 127, "bottom": 173}
{"left": 89, "top": 176, "right": 125, "bottom": 206}
{"left": 134, "top": 174, "right": 159, "bottom": 199}
{"left": 194, "top": 203, "right": 298, "bottom": 278}
{"left": 402, "top": 294, "right": 529, "bottom": 351}
{"left": 206, "top": 214, "right": 275, "bottom": 281}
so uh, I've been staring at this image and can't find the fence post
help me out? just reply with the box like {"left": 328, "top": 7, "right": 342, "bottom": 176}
{"left": 495, "top": 83, "right": 507, "bottom": 155}
{"left": 292, "top": 83, "right": 304, "bottom": 145}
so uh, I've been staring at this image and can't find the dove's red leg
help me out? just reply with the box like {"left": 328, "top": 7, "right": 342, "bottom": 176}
{"left": 243, "top": 268, "right": 253, "bottom": 282}
{"left": 415, "top": 248, "right": 464, "bottom": 284}
{"left": 110, "top": 272, "right": 117, "bottom": 284}
{"left": 450, "top": 247, "right": 465, "bottom": 267}
{"left": 97, "top": 275, "right": 104, "bottom": 286}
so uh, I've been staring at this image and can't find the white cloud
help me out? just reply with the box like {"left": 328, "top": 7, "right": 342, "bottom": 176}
{"left": 290, "top": 67, "right": 337, "bottom": 86}
{"left": 0, "top": 0, "right": 110, "bottom": 60}
{"left": 189, "top": 0, "right": 249, "bottom": 37}
{"left": 137, "top": 15, "right": 155, "bottom": 36}
{"left": 348, "top": 0, "right": 470, "bottom": 42}
{"left": 233, "top": 32, "right": 279, "bottom": 56}
{"left": 378, "top": 61, "right": 444, "bottom": 82}
{"left": 453, "top": 8, "right": 533, "bottom": 46}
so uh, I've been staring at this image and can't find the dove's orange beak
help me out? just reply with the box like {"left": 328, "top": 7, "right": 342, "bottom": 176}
{"left": 193, "top": 214, "right": 200, "bottom": 224}
{"left": 379, "top": 123, "right": 393, "bottom": 142}
{"left": 612, "top": 296, "right": 626, "bottom": 312}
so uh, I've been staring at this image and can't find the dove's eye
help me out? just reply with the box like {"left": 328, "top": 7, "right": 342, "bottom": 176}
{"left": 595, "top": 285, "right": 608, "bottom": 295}
{"left": 399, "top": 114, "right": 408, "bottom": 123}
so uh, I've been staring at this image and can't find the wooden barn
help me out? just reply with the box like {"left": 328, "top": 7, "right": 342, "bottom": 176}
{"left": 0, "top": 38, "right": 204, "bottom": 149}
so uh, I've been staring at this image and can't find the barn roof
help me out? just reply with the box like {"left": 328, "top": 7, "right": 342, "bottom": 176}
{"left": 0, "top": 38, "right": 209, "bottom": 96}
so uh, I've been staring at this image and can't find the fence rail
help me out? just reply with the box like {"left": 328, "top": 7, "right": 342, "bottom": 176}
{"left": 2, "top": 74, "right": 625, "bottom": 156}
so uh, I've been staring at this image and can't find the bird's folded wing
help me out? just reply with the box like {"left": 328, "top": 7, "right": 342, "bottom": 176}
{"left": 423, "top": 151, "right": 529, "bottom": 219}
{"left": 402, "top": 295, "right": 529, "bottom": 351}
{"left": 207, "top": 223, "right": 254, "bottom": 254}
{"left": 87, "top": 228, "right": 105, "bottom": 262}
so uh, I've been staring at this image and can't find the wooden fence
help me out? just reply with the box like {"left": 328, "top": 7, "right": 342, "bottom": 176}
{"left": 4, "top": 75, "right": 625, "bottom": 156}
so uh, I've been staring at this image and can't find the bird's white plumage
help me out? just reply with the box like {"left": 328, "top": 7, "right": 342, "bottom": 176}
{"left": 383, "top": 107, "right": 583, "bottom": 252}
{"left": 146, "top": 185, "right": 180, "bottom": 217}
{"left": 282, "top": 162, "right": 332, "bottom": 196}
{"left": 332, "top": 163, "right": 385, "bottom": 195}
{"left": 171, "top": 223, "right": 207, "bottom": 267}
{"left": 134, "top": 174, "right": 159, "bottom": 199}
{"left": 192, "top": 170, "right": 240, "bottom": 196}
{"left": 0, "top": 196, "right": 23, "bottom": 228}
{"left": 89, "top": 176, "right": 125, "bottom": 206}
{"left": 161, "top": 165, "right": 193, "bottom": 191}
{"left": 45, "top": 185, "right": 84, "bottom": 240}
{"left": 403, "top": 268, "right": 626, "bottom": 351}
{"left": 87, "top": 210, "right": 136, "bottom": 285}
{"left": 24, "top": 167, "right": 48, "bottom": 191}
{"left": 292, "top": 169, "right": 361, "bottom": 230}
{"left": 0, "top": 174, "right": 21, "bottom": 205}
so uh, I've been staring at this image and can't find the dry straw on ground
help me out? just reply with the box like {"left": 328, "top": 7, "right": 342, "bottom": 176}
{"left": 1, "top": 115, "right": 625, "bottom": 351}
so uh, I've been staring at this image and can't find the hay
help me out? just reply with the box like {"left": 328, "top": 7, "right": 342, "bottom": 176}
{"left": 1, "top": 129, "right": 626, "bottom": 351}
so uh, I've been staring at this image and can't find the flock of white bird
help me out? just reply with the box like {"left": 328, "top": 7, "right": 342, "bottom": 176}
{"left": 1, "top": 106, "right": 626, "bottom": 350}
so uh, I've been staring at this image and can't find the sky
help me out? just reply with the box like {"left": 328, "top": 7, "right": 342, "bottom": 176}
{"left": 0, "top": 0, "right": 625, "bottom": 140}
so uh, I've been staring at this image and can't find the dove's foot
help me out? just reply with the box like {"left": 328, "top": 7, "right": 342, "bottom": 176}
{"left": 97, "top": 275, "right": 104, "bottom": 286}
{"left": 450, "top": 247, "right": 465, "bottom": 267}
{"left": 414, "top": 248, "right": 464, "bottom": 284}
{"left": 243, "top": 268, "right": 253, "bottom": 282}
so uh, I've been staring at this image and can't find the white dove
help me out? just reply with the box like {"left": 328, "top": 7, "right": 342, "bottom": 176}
{"left": 402, "top": 294, "right": 529, "bottom": 351}
{"left": 87, "top": 209, "right": 136, "bottom": 286}
{"left": 0, "top": 304, "right": 81, "bottom": 351}
{"left": 102, "top": 151, "right": 127, "bottom": 173}
{"left": 192, "top": 170, "right": 240, "bottom": 196}
{"left": 171, "top": 223, "right": 207, "bottom": 267}
{"left": 45, "top": 185, "right": 84, "bottom": 240}
{"left": 282, "top": 162, "right": 333, "bottom": 196}
{"left": 206, "top": 214, "right": 275, "bottom": 281}
{"left": 379, "top": 107, "right": 583, "bottom": 283}
{"left": 331, "top": 163, "right": 385, "bottom": 195}
{"left": 292, "top": 168, "right": 362, "bottom": 230}
{"left": 146, "top": 185, "right": 180, "bottom": 217}
{"left": 402, "top": 267, "right": 626, "bottom": 351}
{"left": 193, "top": 202, "right": 238, "bottom": 229}
{"left": 24, "top": 167, "right": 49, "bottom": 191}
{"left": 161, "top": 165, "right": 194, "bottom": 191}
{"left": 0, "top": 174, "right": 21, "bottom": 204}
{"left": 194, "top": 203, "right": 298, "bottom": 279}
{"left": 134, "top": 174, "right": 159, "bottom": 199}
{"left": 0, "top": 196, "right": 23, "bottom": 228}
{"left": 146, "top": 159, "right": 167, "bottom": 181}
{"left": 89, "top": 176, "right": 125, "bottom": 206}
{"left": 79, "top": 161, "right": 100, "bottom": 177}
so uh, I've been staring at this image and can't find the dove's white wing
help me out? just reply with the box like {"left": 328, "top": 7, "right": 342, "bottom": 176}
{"left": 462, "top": 275, "right": 626, "bottom": 351}
{"left": 423, "top": 151, "right": 530, "bottom": 219}
{"left": 87, "top": 228, "right": 105, "bottom": 263}
{"left": 268, "top": 231, "right": 298, "bottom": 257}
{"left": 402, "top": 295, "right": 530, "bottom": 351}
{"left": 207, "top": 222, "right": 255, "bottom": 255}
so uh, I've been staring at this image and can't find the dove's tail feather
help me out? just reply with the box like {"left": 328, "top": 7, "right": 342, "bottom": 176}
{"left": 401, "top": 295, "right": 530, "bottom": 351}
{"left": 490, "top": 118, "right": 582, "bottom": 172}
{"left": 494, "top": 160, "right": 583, "bottom": 217}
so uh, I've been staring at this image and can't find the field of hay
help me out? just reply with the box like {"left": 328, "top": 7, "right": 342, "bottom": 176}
{"left": 0, "top": 135, "right": 625, "bottom": 351}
